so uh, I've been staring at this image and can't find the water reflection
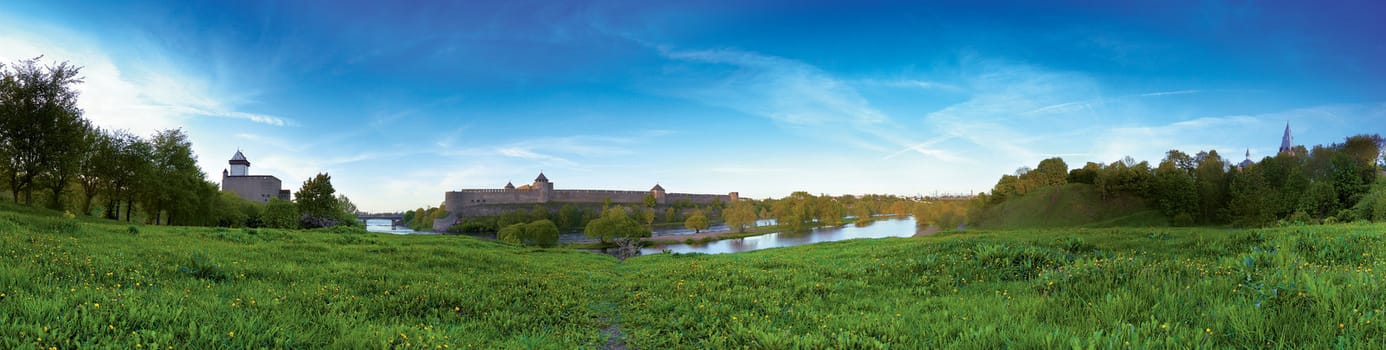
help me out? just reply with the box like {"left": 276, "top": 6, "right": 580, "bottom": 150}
{"left": 364, "top": 219, "right": 420, "bottom": 235}
{"left": 641, "top": 216, "right": 925, "bottom": 255}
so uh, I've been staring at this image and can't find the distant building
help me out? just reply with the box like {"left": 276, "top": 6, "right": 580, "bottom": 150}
{"left": 433, "top": 172, "right": 738, "bottom": 230}
{"left": 220, "top": 150, "right": 291, "bottom": 203}
{"left": 1238, "top": 149, "right": 1254, "bottom": 170}
{"left": 1279, "top": 122, "right": 1295, "bottom": 156}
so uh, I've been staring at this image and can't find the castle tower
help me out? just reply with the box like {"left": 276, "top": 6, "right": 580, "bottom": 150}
{"left": 533, "top": 172, "right": 553, "bottom": 203}
{"left": 651, "top": 184, "right": 667, "bottom": 204}
{"left": 229, "top": 150, "right": 250, "bottom": 176}
{"left": 1279, "top": 122, "right": 1294, "bottom": 156}
{"left": 1238, "top": 149, "right": 1253, "bottom": 170}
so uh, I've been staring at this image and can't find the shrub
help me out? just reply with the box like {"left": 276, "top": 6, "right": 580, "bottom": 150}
{"left": 178, "top": 252, "right": 227, "bottom": 281}
{"left": 127, "top": 226, "right": 140, "bottom": 234}
{"left": 1171, "top": 212, "right": 1195, "bottom": 227}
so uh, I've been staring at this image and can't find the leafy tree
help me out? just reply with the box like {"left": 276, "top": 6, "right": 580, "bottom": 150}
{"left": 262, "top": 198, "right": 299, "bottom": 229}
{"left": 75, "top": 126, "right": 112, "bottom": 215}
{"left": 1228, "top": 166, "right": 1274, "bottom": 227}
{"left": 0, "top": 57, "right": 85, "bottom": 205}
{"left": 684, "top": 209, "right": 710, "bottom": 233}
{"left": 643, "top": 193, "right": 656, "bottom": 208}
{"left": 558, "top": 204, "right": 583, "bottom": 230}
{"left": 497, "top": 210, "right": 529, "bottom": 228}
{"left": 144, "top": 129, "right": 204, "bottom": 225}
{"left": 664, "top": 207, "right": 678, "bottom": 223}
{"left": 724, "top": 201, "right": 758, "bottom": 233}
{"left": 1032, "top": 157, "right": 1069, "bottom": 188}
{"left": 530, "top": 204, "right": 549, "bottom": 222}
{"left": 336, "top": 194, "right": 359, "bottom": 227}
{"left": 641, "top": 208, "right": 655, "bottom": 230}
{"left": 1194, "top": 150, "right": 1228, "bottom": 224}
{"left": 1153, "top": 160, "right": 1198, "bottom": 222}
{"left": 296, "top": 173, "right": 342, "bottom": 228}
{"left": 584, "top": 206, "right": 648, "bottom": 243}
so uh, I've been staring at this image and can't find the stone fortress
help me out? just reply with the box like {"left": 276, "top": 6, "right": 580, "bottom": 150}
{"left": 220, "top": 150, "right": 291, "bottom": 204}
{"left": 434, "top": 172, "right": 738, "bottom": 229}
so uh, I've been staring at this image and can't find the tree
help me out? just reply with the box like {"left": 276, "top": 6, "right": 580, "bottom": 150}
{"left": 0, "top": 57, "right": 85, "bottom": 205}
{"left": 724, "top": 201, "right": 757, "bottom": 233}
{"left": 684, "top": 209, "right": 710, "bottom": 233}
{"left": 558, "top": 204, "right": 583, "bottom": 231}
{"left": 584, "top": 206, "right": 649, "bottom": 243}
{"left": 1228, "top": 166, "right": 1274, "bottom": 227}
{"left": 143, "top": 129, "right": 204, "bottom": 225}
{"left": 75, "top": 126, "right": 112, "bottom": 215}
{"left": 262, "top": 198, "right": 299, "bottom": 229}
{"left": 1195, "top": 150, "right": 1228, "bottom": 224}
{"left": 297, "top": 173, "right": 343, "bottom": 228}
{"left": 1032, "top": 157, "right": 1069, "bottom": 187}
{"left": 641, "top": 208, "right": 655, "bottom": 230}
{"left": 336, "top": 194, "right": 359, "bottom": 227}
{"left": 1153, "top": 160, "right": 1198, "bottom": 224}
{"left": 643, "top": 193, "right": 657, "bottom": 208}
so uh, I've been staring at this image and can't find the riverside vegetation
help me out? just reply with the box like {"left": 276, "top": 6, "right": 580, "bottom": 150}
{"left": 4, "top": 199, "right": 1386, "bottom": 348}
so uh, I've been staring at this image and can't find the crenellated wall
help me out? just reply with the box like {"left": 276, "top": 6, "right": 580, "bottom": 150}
{"left": 433, "top": 179, "right": 737, "bottom": 231}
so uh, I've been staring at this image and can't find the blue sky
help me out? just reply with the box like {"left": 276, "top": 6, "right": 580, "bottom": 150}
{"left": 2, "top": 1, "right": 1383, "bottom": 211}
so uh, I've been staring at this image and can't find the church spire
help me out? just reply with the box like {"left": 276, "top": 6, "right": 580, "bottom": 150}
{"left": 1279, "top": 121, "right": 1294, "bottom": 155}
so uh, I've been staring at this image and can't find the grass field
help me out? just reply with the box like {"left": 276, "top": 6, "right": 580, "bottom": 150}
{"left": 3, "top": 201, "right": 1385, "bottom": 348}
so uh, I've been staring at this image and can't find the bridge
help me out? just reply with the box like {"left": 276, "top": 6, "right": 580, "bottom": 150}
{"left": 357, "top": 212, "right": 406, "bottom": 228}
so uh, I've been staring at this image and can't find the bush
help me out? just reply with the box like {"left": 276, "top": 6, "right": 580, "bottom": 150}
{"left": 1171, "top": 212, "right": 1195, "bottom": 227}
{"left": 178, "top": 252, "right": 227, "bottom": 281}
{"left": 497, "top": 220, "right": 560, "bottom": 247}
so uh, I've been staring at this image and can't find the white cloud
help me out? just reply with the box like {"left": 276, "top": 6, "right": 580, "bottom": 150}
{"left": 0, "top": 18, "right": 290, "bottom": 137}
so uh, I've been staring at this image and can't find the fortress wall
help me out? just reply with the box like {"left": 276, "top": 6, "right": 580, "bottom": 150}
{"left": 550, "top": 190, "right": 648, "bottom": 204}
{"left": 665, "top": 193, "right": 732, "bottom": 205}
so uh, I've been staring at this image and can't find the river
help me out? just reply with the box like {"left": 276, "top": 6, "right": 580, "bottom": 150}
{"left": 639, "top": 216, "right": 928, "bottom": 255}
{"left": 364, "top": 219, "right": 421, "bottom": 234}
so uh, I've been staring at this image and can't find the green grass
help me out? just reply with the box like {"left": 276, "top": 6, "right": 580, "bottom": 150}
{"left": 4, "top": 200, "right": 1386, "bottom": 348}
{"left": 974, "top": 183, "right": 1168, "bottom": 229}
{"left": 0, "top": 202, "right": 620, "bottom": 349}
{"left": 615, "top": 224, "right": 1386, "bottom": 348}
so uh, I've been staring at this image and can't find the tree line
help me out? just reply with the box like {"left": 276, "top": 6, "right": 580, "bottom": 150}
{"left": 973, "top": 134, "right": 1386, "bottom": 227}
{"left": 0, "top": 56, "right": 355, "bottom": 229}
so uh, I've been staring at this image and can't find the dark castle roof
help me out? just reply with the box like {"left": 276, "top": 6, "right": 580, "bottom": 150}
{"left": 229, "top": 150, "right": 250, "bottom": 165}
{"left": 651, "top": 184, "right": 665, "bottom": 192}
{"left": 1239, "top": 149, "right": 1254, "bottom": 168}
{"left": 534, "top": 172, "right": 549, "bottom": 182}
{"left": 504, "top": 181, "right": 515, "bottom": 190}
{"left": 1279, "top": 122, "right": 1294, "bottom": 153}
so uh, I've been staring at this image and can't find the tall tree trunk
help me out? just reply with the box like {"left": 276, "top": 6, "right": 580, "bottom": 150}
{"left": 106, "top": 198, "right": 119, "bottom": 220}
{"left": 125, "top": 198, "right": 133, "bottom": 222}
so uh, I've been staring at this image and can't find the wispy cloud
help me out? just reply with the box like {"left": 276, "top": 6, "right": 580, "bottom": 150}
{"left": 1140, "top": 90, "right": 1200, "bottom": 97}
{"left": 0, "top": 18, "right": 291, "bottom": 134}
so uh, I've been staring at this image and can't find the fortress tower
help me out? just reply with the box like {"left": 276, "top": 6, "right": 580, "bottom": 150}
{"left": 532, "top": 172, "right": 554, "bottom": 202}
{"left": 220, "top": 151, "right": 290, "bottom": 203}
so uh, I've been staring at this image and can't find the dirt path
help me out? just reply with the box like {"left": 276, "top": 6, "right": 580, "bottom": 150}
{"left": 601, "top": 320, "right": 627, "bottom": 350}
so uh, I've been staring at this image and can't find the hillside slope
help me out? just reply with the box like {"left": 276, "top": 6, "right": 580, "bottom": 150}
{"left": 972, "top": 183, "right": 1167, "bottom": 229}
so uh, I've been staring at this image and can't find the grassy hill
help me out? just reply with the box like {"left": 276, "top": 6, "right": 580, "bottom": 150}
{"left": 972, "top": 183, "right": 1168, "bottom": 229}
{"left": 4, "top": 201, "right": 1386, "bottom": 348}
